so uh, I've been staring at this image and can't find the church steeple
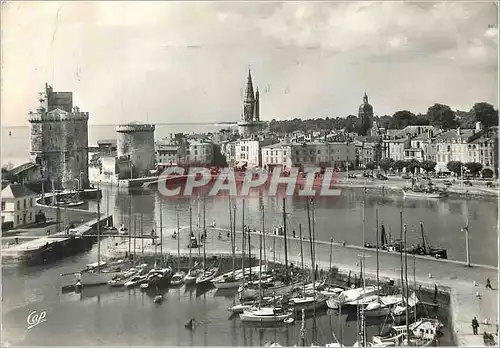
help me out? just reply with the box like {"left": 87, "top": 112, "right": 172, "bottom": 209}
{"left": 244, "top": 69, "right": 255, "bottom": 103}
{"left": 363, "top": 92, "right": 368, "bottom": 104}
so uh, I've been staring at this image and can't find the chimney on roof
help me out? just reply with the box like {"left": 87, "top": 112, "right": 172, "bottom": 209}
{"left": 457, "top": 127, "right": 461, "bottom": 135}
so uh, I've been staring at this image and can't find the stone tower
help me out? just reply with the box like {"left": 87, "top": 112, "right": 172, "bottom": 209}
{"left": 28, "top": 84, "right": 89, "bottom": 190}
{"left": 116, "top": 122, "right": 156, "bottom": 178}
{"left": 238, "top": 69, "right": 264, "bottom": 136}
{"left": 358, "top": 92, "right": 374, "bottom": 136}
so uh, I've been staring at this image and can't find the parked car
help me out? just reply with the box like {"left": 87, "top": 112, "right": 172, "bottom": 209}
{"left": 463, "top": 180, "right": 473, "bottom": 187}
{"left": 443, "top": 180, "right": 453, "bottom": 186}
{"left": 486, "top": 181, "right": 496, "bottom": 188}
{"left": 376, "top": 173, "right": 388, "bottom": 180}
{"left": 363, "top": 172, "right": 373, "bottom": 178}
{"left": 402, "top": 174, "right": 411, "bottom": 179}
{"left": 347, "top": 174, "right": 357, "bottom": 179}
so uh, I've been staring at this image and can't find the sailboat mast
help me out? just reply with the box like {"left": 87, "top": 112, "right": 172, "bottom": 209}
{"left": 299, "top": 224, "right": 304, "bottom": 271}
{"left": 97, "top": 183, "right": 101, "bottom": 272}
{"left": 140, "top": 213, "right": 144, "bottom": 261}
{"left": 128, "top": 195, "right": 132, "bottom": 258}
{"left": 282, "top": 198, "right": 288, "bottom": 277}
{"left": 248, "top": 226, "right": 251, "bottom": 280}
{"left": 399, "top": 211, "right": 404, "bottom": 305}
{"left": 203, "top": 195, "right": 206, "bottom": 270}
{"left": 188, "top": 207, "right": 192, "bottom": 272}
{"left": 258, "top": 226, "right": 262, "bottom": 308}
{"left": 361, "top": 198, "right": 367, "bottom": 347}
{"left": 133, "top": 215, "right": 137, "bottom": 260}
{"left": 404, "top": 224, "right": 410, "bottom": 336}
{"left": 159, "top": 201, "right": 163, "bottom": 262}
{"left": 376, "top": 208, "right": 380, "bottom": 300}
{"left": 413, "top": 253, "right": 417, "bottom": 323}
{"left": 241, "top": 199, "right": 245, "bottom": 287}
{"left": 306, "top": 199, "right": 316, "bottom": 344}
{"left": 177, "top": 211, "right": 180, "bottom": 272}
{"left": 229, "top": 198, "right": 235, "bottom": 279}
{"left": 261, "top": 208, "right": 264, "bottom": 278}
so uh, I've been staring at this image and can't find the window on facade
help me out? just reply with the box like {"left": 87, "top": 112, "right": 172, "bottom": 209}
{"left": 17, "top": 201, "right": 20, "bottom": 210}
{"left": 296, "top": 151, "right": 299, "bottom": 156}
{"left": 24, "top": 199, "right": 26, "bottom": 209}
{"left": 481, "top": 150, "right": 483, "bottom": 156}
{"left": 1, "top": 201, "right": 5, "bottom": 211}
{"left": 283, "top": 151, "right": 286, "bottom": 156}
{"left": 17, "top": 215, "right": 20, "bottom": 224}
{"left": 30, "top": 212, "right": 32, "bottom": 221}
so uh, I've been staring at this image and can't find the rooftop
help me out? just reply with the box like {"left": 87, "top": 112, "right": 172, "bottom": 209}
{"left": 1, "top": 183, "right": 37, "bottom": 199}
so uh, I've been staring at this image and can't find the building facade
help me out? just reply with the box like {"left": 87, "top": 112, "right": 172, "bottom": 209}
{"left": 1, "top": 184, "right": 37, "bottom": 229}
{"left": 28, "top": 84, "right": 89, "bottom": 190}
{"left": 358, "top": 93, "right": 373, "bottom": 136}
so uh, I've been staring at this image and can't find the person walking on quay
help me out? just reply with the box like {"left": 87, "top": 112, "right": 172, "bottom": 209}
{"left": 472, "top": 317, "right": 479, "bottom": 335}
{"left": 486, "top": 278, "right": 492, "bottom": 289}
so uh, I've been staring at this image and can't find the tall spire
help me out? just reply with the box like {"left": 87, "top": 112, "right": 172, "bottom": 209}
{"left": 363, "top": 92, "right": 368, "bottom": 104}
{"left": 244, "top": 69, "right": 255, "bottom": 103}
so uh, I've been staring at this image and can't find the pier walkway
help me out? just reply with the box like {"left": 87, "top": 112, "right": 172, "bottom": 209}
{"left": 2, "top": 215, "right": 112, "bottom": 260}
{"left": 105, "top": 225, "right": 498, "bottom": 347}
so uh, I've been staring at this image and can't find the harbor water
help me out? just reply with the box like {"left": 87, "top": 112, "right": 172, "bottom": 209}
{"left": 2, "top": 186, "right": 496, "bottom": 346}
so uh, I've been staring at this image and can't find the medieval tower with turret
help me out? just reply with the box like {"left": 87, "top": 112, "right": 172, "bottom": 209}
{"left": 28, "top": 84, "right": 89, "bottom": 190}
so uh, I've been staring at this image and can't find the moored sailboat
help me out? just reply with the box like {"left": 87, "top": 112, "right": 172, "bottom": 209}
{"left": 171, "top": 212, "right": 185, "bottom": 286}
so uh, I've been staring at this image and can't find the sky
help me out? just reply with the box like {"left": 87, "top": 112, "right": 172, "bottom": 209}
{"left": 1, "top": 1, "right": 498, "bottom": 127}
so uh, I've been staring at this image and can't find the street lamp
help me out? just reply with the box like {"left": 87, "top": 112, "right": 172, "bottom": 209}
{"left": 462, "top": 219, "right": 470, "bottom": 267}
{"left": 79, "top": 171, "right": 84, "bottom": 190}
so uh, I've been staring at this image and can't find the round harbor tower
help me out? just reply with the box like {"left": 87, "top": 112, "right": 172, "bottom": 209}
{"left": 116, "top": 122, "right": 156, "bottom": 178}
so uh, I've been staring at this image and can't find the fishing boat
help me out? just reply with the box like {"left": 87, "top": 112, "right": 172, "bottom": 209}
{"left": 402, "top": 186, "right": 448, "bottom": 198}
{"left": 124, "top": 274, "right": 147, "bottom": 287}
{"left": 327, "top": 286, "right": 379, "bottom": 309}
{"left": 240, "top": 307, "right": 293, "bottom": 323}
{"left": 171, "top": 271, "right": 186, "bottom": 286}
{"left": 147, "top": 267, "right": 172, "bottom": 287}
{"left": 107, "top": 267, "right": 141, "bottom": 287}
{"left": 289, "top": 294, "right": 327, "bottom": 311}
{"left": 184, "top": 269, "right": 201, "bottom": 285}
{"left": 371, "top": 318, "right": 443, "bottom": 346}
{"left": 170, "top": 213, "right": 185, "bottom": 286}
{"left": 196, "top": 266, "right": 218, "bottom": 286}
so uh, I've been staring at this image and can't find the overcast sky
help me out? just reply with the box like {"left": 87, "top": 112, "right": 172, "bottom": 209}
{"left": 1, "top": 1, "right": 498, "bottom": 127}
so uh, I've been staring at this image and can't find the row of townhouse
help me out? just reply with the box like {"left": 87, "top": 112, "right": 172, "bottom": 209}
{"left": 381, "top": 124, "right": 498, "bottom": 173}
{"left": 260, "top": 141, "right": 357, "bottom": 171}
{"left": 155, "top": 137, "right": 214, "bottom": 166}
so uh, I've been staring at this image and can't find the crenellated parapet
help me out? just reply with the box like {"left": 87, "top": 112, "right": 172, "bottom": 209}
{"left": 116, "top": 123, "right": 156, "bottom": 133}
{"left": 28, "top": 107, "right": 89, "bottom": 123}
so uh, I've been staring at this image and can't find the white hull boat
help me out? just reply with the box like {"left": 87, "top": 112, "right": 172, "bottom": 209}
{"left": 228, "top": 303, "right": 257, "bottom": 314}
{"left": 345, "top": 294, "right": 379, "bottom": 307}
{"left": 240, "top": 307, "right": 293, "bottom": 323}
{"left": 289, "top": 296, "right": 327, "bottom": 311}
{"left": 184, "top": 270, "right": 202, "bottom": 285}
{"left": 124, "top": 275, "right": 147, "bottom": 288}
{"left": 403, "top": 189, "right": 448, "bottom": 199}
{"left": 196, "top": 268, "right": 218, "bottom": 286}
{"left": 364, "top": 301, "right": 392, "bottom": 318}
{"left": 170, "top": 271, "right": 186, "bottom": 286}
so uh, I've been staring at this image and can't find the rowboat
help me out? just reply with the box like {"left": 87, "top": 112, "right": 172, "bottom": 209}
{"left": 240, "top": 307, "right": 293, "bottom": 323}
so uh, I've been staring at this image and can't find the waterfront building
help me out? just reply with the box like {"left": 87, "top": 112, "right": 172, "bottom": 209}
{"left": 182, "top": 140, "right": 214, "bottom": 166}
{"left": 28, "top": 84, "right": 89, "bottom": 190}
{"left": 328, "top": 142, "right": 356, "bottom": 168}
{"left": 235, "top": 138, "right": 276, "bottom": 168}
{"left": 155, "top": 135, "right": 187, "bottom": 166}
{"left": 354, "top": 136, "right": 384, "bottom": 167}
{"left": 383, "top": 138, "right": 409, "bottom": 161}
{"left": 221, "top": 140, "right": 238, "bottom": 167}
{"left": 116, "top": 122, "right": 156, "bottom": 178}
{"left": 467, "top": 125, "right": 498, "bottom": 174}
{"left": 1, "top": 184, "right": 37, "bottom": 229}
{"left": 435, "top": 128, "right": 475, "bottom": 172}
{"left": 238, "top": 70, "right": 264, "bottom": 136}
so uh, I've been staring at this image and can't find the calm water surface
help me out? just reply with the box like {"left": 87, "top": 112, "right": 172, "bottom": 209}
{"left": 2, "top": 188, "right": 495, "bottom": 346}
